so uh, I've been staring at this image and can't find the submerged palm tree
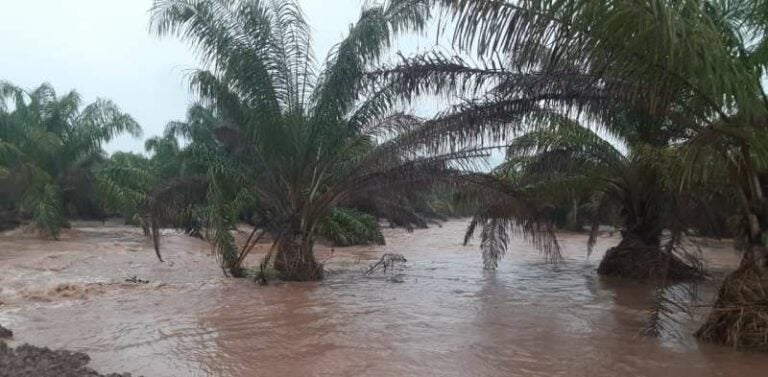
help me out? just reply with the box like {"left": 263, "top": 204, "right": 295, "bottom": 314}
{"left": 380, "top": 0, "right": 768, "bottom": 348}
{"left": 480, "top": 115, "right": 709, "bottom": 279}
{"left": 148, "top": 0, "right": 492, "bottom": 280}
{"left": 0, "top": 82, "right": 141, "bottom": 237}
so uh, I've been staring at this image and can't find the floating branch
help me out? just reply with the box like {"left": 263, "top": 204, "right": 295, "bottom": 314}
{"left": 365, "top": 253, "right": 407, "bottom": 275}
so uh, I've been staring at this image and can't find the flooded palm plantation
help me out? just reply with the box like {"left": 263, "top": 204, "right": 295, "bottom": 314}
{"left": 4, "top": 0, "right": 768, "bottom": 374}
{"left": 1, "top": 220, "right": 764, "bottom": 377}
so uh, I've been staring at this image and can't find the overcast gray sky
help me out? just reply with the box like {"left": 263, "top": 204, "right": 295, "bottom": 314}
{"left": 0, "top": 0, "right": 445, "bottom": 154}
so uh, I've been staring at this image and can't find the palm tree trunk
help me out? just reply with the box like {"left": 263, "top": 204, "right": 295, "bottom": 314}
{"left": 564, "top": 196, "right": 583, "bottom": 232}
{"left": 597, "top": 230, "right": 701, "bottom": 280}
{"left": 695, "top": 243, "right": 768, "bottom": 349}
{"left": 273, "top": 237, "right": 324, "bottom": 281}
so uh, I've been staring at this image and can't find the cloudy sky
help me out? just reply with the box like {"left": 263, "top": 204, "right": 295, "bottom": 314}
{"left": 0, "top": 0, "right": 444, "bottom": 154}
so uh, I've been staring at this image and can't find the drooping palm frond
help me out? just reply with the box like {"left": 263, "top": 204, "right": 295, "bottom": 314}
{"left": 431, "top": 0, "right": 761, "bottom": 116}
{"left": 143, "top": 175, "right": 209, "bottom": 261}
{"left": 504, "top": 115, "right": 626, "bottom": 175}
{"left": 365, "top": 52, "right": 660, "bottom": 162}
{"left": 460, "top": 173, "right": 564, "bottom": 268}
{"left": 641, "top": 282, "right": 698, "bottom": 338}
{"left": 96, "top": 153, "right": 153, "bottom": 220}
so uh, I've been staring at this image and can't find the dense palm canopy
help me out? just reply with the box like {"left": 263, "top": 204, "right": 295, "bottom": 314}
{"left": 0, "top": 82, "right": 141, "bottom": 237}
{"left": 147, "top": 0, "right": 495, "bottom": 280}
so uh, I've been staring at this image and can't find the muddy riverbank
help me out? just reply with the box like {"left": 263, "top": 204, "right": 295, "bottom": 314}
{"left": 0, "top": 340, "right": 134, "bottom": 377}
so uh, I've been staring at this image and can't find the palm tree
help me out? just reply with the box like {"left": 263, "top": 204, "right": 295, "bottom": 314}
{"left": 381, "top": 0, "right": 768, "bottom": 348}
{"left": 477, "top": 115, "right": 710, "bottom": 279}
{"left": 0, "top": 82, "right": 141, "bottom": 238}
{"left": 147, "top": 0, "right": 493, "bottom": 281}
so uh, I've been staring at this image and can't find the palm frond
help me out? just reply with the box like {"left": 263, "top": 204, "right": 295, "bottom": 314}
{"left": 21, "top": 183, "right": 64, "bottom": 239}
{"left": 641, "top": 283, "right": 698, "bottom": 338}
{"left": 316, "top": 207, "right": 385, "bottom": 246}
{"left": 311, "top": 0, "right": 430, "bottom": 124}
{"left": 435, "top": 0, "right": 761, "bottom": 115}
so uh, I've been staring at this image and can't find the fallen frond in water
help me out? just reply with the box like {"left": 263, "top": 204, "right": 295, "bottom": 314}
{"left": 640, "top": 239, "right": 702, "bottom": 338}
{"left": 641, "top": 282, "right": 698, "bottom": 338}
{"left": 365, "top": 253, "right": 407, "bottom": 275}
{"left": 124, "top": 276, "right": 150, "bottom": 284}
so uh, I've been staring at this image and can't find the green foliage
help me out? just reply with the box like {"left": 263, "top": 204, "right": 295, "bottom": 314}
{"left": 21, "top": 183, "right": 64, "bottom": 238}
{"left": 96, "top": 152, "right": 153, "bottom": 226}
{"left": 148, "top": 0, "right": 489, "bottom": 279}
{"left": 379, "top": 0, "right": 768, "bottom": 343}
{"left": 368, "top": 0, "right": 763, "bottom": 271}
{"left": 317, "top": 207, "right": 385, "bottom": 247}
{"left": 0, "top": 81, "right": 141, "bottom": 237}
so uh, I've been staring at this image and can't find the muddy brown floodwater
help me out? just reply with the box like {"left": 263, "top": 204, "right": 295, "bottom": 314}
{"left": 0, "top": 220, "right": 766, "bottom": 376}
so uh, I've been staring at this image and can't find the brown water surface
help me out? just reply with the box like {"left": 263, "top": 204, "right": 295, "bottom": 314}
{"left": 1, "top": 220, "right": 766, "bottom": 376}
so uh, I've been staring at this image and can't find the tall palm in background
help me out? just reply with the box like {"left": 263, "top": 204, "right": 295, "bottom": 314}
{"left": 381, "top": 0, "right": 768, "bottom": 348}
{"left": 0, "top": 82, "right": 141, "bottom": 238}
{"left": 148, "top": 0, "right": 493, "bottom": 280}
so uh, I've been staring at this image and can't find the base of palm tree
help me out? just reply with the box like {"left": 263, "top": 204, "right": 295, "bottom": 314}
{"left": 274, "top": 259, "right": 325, "bottom": 281}
{"left": 273, "top": 241, "right": 325, "bottom": 281}
{"left": 695, "top": 258, "right": 768, "bottom": 350}
{"left": 597, "top": 239, "right": 703, "bottom": 281}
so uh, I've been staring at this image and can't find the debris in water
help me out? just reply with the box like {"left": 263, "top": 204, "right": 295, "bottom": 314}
{"left": 124, "top": 276, "right": 149, "bottom": 284}
{"left": 365, "top": 253, "right": 407, "bottom": 275}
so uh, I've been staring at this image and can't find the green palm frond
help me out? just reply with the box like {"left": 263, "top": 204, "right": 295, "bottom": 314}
{"left": 312, "top": 0, "right": 430, "bottom": 123}
{"left": 20, "top": 183, "right": 64, "bottom": 239}
{"left": 433, "top": 0, "right": 761, "bottom": 115}
{"left": 316, "top": 207, "right": 385, "bottom": 246}
{"left": 164, "top": 103, "right": 218, "bottom": 143}
{"left": 96, "top": 153, "right": 154, "bottom": 221}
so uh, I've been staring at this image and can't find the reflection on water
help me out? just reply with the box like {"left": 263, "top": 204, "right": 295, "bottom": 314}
{"left": 0, "top": 220, "right": 765, "bottom": 376}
